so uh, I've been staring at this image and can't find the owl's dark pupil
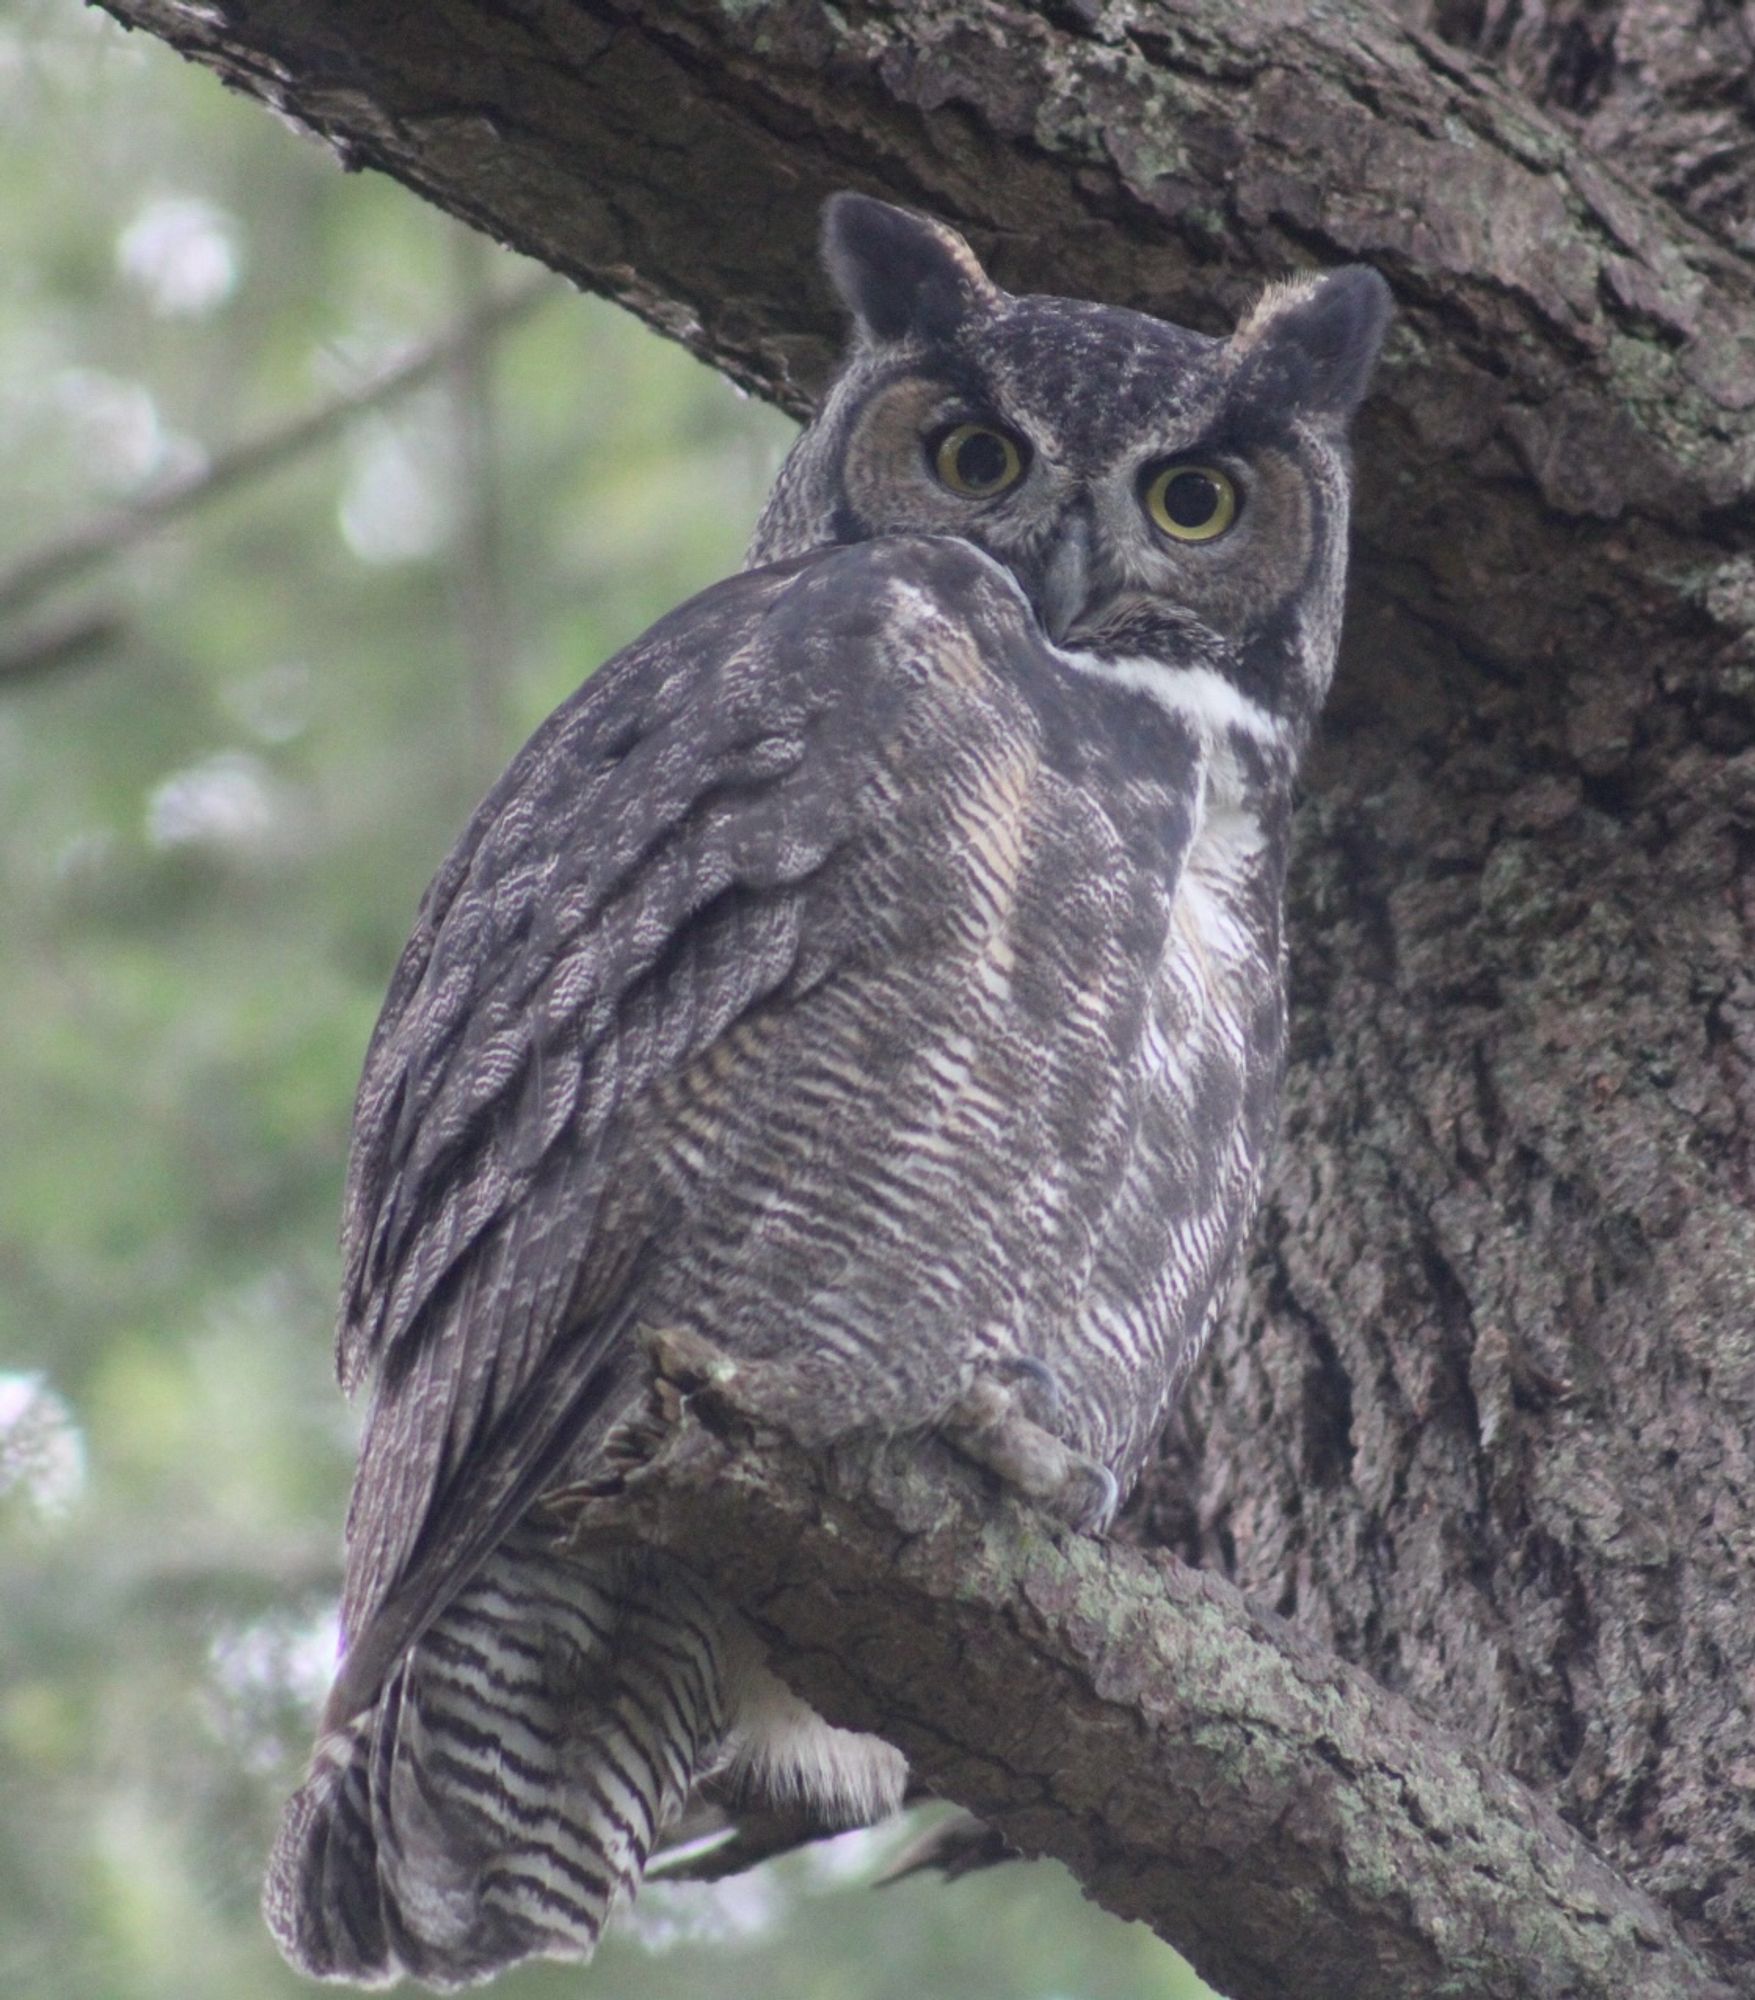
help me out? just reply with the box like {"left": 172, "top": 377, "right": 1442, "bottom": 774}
{"left": 955, "top": 431, "right": 1010, "bottom": 489}
{"left": 1162, "top": 471, "right": 1221, "bottom": 527}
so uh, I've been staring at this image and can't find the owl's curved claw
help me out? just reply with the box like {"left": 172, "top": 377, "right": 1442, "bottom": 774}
{"left": 875, "top": 1808, "right": 1018, "bottom": 1884}
{"left": 995, "top": 1353, "right": 1066, "bottom": 1421}
{"left": 1067, "top": 1460, "right": 1121, "bottom": 1535}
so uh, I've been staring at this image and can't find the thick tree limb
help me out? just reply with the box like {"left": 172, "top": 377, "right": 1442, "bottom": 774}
{"left": 1388, "top": 0, "right": 1755, "bottom": 261}
{"left": 86, "top": 0, "right": 1755, "bottom": 670}
{"left": 557, "top": 1331, "right": 1734, "bottom": 2000}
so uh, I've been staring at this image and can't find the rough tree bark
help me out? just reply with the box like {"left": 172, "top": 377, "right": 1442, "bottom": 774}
{"left": 86, "top": 1, "right": 1755, "bottom": 1992}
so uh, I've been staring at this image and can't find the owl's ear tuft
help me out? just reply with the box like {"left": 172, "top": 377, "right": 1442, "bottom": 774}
{"left": 1230, "top": 266, "right": 1392, "bottom": 425}
{"left": 822, "top": 194, "right": 997, "bottom": 346}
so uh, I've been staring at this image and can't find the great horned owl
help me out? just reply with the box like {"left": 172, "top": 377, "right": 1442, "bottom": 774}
{"left": 265, "top": 194, "right": 1389, "bottom": 1987}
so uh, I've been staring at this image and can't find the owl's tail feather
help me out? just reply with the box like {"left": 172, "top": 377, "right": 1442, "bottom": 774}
{"left": 264, "top": 1531, "right": 728, "bottom": 1990}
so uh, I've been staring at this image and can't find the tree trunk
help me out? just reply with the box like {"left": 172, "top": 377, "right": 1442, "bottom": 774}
{"left": 1386, "top": 0, "right": 1755, "bottom": 256}
{"left": 91, "top": 0, "right": 1755, "bottom": 1987}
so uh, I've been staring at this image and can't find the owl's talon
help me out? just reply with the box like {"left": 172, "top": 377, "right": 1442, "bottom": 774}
{"left": 1067, "top": 1461, "right": 1121, "bottom": 1535}
{"left": 995, "top": 1354, "right": 1066, "bottom": 1419}
{"left": 942, "top": 1375, "right": 1119, "bottom": 1535}
{"left": 643, "top": 1325, "right": 740, "bottom": 1397}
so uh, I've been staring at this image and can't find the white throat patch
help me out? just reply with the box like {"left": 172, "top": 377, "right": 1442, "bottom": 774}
{"left": 1055, "top": 649, "right": 1279, "bottom": 751}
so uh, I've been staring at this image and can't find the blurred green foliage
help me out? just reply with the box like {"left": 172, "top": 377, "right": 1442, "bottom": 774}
{"left": 0, "top": 6, "right": 1218, "bottom": 1996}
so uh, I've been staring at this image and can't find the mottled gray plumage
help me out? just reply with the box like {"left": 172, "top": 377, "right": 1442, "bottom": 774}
{"left": 265, "top": 194, "right": 1389, "bottom": 1988}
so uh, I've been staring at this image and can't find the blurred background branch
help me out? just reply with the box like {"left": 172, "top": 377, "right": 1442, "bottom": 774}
{"left": 0, "top": 274, "right": 555, "bottom": 636}
{"left": 444, "top": 227, "right": 516, "bottom": 789}
{"left": 0, "top": 610, "right": 128, "bottom": 684}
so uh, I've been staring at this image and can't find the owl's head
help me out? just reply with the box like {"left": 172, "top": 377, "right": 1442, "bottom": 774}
{"left": 751, "top": 195, "right": 1390, "bottom": 728}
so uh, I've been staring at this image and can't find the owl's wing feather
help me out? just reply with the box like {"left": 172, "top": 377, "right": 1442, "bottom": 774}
{"left": 327, "top": 536, "right": 1165, "bottom": 1724}
{"left": 339, "top": 557, "right": 832, "bottom": 1388}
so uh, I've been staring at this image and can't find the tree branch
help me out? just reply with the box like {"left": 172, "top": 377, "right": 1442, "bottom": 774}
{"left": 0, "top": 610, "right": 126, "bottom": 686}
{"left": 555, "top": 1332, "right": 1735, "bottom": 2000}
{"left": 0, "top": 273, "right": 556, "bottom": 625}
{"left": 88, "top": 0, "right": 1755, "bottom": 681}
{"left": 442, "top": 223, "right": 517, "bottom": 789}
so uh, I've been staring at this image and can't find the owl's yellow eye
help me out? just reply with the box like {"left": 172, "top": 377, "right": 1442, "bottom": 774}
{"left": 932, "top": 423, "right": 1025, "bottom": 498}
{"left": 1143, "top": 463, "right": 1238, "bottom": 543}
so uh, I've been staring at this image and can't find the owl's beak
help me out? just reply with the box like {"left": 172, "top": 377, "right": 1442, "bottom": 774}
{"left": 1038, "top": 516, "right": 1094, "bottom": 645}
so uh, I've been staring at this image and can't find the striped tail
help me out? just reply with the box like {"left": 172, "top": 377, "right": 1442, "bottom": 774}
{"left": 264, "top": 1531, "right": 729, "bottom": 1989}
